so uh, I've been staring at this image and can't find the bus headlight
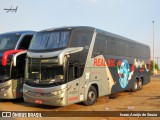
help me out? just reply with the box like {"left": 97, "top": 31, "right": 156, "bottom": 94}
{"left": 51, "top": 89, "right": 64, "bottom": 96}
{"left": 0, "top": 84, "right": 11, "bottom": 92}
{"left": 23, "top": 88, "right": 28, "bottom": 93}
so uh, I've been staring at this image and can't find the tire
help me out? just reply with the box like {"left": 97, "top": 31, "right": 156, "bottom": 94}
{"left": 83, "top": 85, "right": 97, "bottom": 106}
{"left": 131, "top": 80, "right": 138, "bottom": 92}
{"left": 137, "top": 79, "right": 143, "bottom": 91}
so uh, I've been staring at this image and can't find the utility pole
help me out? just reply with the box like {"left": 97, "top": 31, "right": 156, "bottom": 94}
{"left": 153, "top": 21, "right": 155, "bottom": 75}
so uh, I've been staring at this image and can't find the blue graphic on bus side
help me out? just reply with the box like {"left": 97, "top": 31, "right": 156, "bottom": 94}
{"left": 117, "top": 60, "right": 130, "bottom": 88}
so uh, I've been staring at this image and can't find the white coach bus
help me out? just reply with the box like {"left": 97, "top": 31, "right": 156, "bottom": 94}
{"left": 23, "top": 26, "right": 150, "bottom": 106}
{"left": 0, "top": 31, "right": 35, "bottom": 99}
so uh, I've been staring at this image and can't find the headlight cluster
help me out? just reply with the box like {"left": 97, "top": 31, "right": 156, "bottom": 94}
{"left": 51, "top": 89, "right": 64, "bottom": 96}
{"left": 0, "top": 84, "right": 11, "bottom": 92}
{"left": 23, "top": 88, "right": 28, "bottom": 93}
{"left": 23, "top": 88, "right": 65, "bottom": 96}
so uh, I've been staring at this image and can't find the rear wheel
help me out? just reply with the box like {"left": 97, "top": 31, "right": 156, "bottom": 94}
{"left": 138, "top": 79, "right": 143, "bottom": 91}
{"left": 83, "top": 85, "right": 97, "bottom": 106}
{"left": 131, "top": 80, "right": 138, "bottom": 92}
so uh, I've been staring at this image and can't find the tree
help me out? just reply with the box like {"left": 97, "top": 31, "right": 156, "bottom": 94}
{"left": 150, "top": 60, "right": 159, "bottom": 71}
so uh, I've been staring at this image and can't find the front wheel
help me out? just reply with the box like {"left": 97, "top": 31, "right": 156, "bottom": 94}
{"left": 83, "top": 86, "right": 97, "bottom": 106}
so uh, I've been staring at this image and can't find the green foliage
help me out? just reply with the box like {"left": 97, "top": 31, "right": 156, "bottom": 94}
{"left": 150, "top": 60, "right": 159, "bottom": 71}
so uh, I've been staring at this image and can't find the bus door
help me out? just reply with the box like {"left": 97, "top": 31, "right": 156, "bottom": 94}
{"left": 67, "top": 63, "right": 80, "bottom": 105}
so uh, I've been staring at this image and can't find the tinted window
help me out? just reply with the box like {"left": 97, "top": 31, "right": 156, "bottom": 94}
{"left": 70, "top": 30, "right": 93, "bottom": 50}
{"left": 0, "top": 34, "right": 20, "bottom": 50}
{"left": 116, "top": 39, "right": 128, "bottom": 56}
{"left": 93, "top": 34, "right": 127, "bottom": 56}
{"left": 92, "top": 33, "right": 150, "bottom": 59}
{"left": 92, "top": 34, "right": 107, "bottom": 57}
{"left": 108, "top": 38, "right": 117, "bottom": 55}
{"left": 29, "top": 31, "right": 70, "bottom": 50}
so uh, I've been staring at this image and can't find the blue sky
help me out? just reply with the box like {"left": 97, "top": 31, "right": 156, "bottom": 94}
{"left": 0, "top": 0, "right": 160, "bottom": 64}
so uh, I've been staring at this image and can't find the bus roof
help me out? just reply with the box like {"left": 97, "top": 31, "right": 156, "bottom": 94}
{"left": 0, "top": 31, "right": 36, "bottom": 36}
{"left": 39, "top": 26, "right": 95, "bottom": 32}
{"left": 37, "top": 26, "right": 149, "bottom": 47}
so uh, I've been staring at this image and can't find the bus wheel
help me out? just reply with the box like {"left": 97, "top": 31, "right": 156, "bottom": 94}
{"left": 83, "top": 86, "right": 97, "bottom": 106}
{"left": 131, "top": 80, "right": 138, "bottom": 92}
{"left": 138, "top": 79, "right": 143, "bottom": 91}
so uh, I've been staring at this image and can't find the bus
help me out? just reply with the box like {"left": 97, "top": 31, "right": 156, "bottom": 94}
{"left": 0, "top": 31, "right": 35, "bottom": 99}
{"left": 23, "top": 26, "right": 150, "bottom": 106}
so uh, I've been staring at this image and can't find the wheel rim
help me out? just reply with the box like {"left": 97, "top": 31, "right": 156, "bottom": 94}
{"left": 139, "top": 80, "right": 142, "bottom": 88}
{"left": 134, "top": 82, "right": 138, "bottom": 90}
{"left": 88, "top": 91, "right": 95, "bottom": 102}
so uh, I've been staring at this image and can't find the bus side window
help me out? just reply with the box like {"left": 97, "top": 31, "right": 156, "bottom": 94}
{"left": 18, "top": 35, "right": 33, "bottom": 50}
{"left": 92, "top": 34, "right": 106, "bottom": 57}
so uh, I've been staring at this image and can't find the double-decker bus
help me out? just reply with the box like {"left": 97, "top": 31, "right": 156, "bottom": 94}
{"left": 0, "top": 31, "right": 35, "bottom": 99}
{"left": 23, "top": 26, "right": 150, "bottom": 106}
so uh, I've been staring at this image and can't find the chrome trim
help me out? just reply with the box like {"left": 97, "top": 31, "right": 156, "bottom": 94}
{"left": 27, "top": 47, "right": 84, "bottom": 65}
{"left": 58, "top": 47, "right": 84, "bottom": 64}
{"left": 13, "top": 50, "right": 27, "bottom": 66}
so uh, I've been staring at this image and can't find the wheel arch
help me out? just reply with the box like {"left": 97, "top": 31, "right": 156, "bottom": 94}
{"left": 140, "top": 76, "right": 144, "bottom": 84}
{"left": 84, "top": 82, "right": 99, "bottom": 101}
{"left": 135, "top": 76, "right": 139, "bottom": 81}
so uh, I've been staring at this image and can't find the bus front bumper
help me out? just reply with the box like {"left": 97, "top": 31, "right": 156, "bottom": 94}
{"left": 23, "top": 87, "right": 68, "bottom": 106}
{"left": 0, "top": 79, "right": 23, "bottom": 99}
{"left": 0, "top": 80, "right": 14, "bottom": 99}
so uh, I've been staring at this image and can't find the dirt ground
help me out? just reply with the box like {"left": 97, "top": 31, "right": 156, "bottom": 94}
{"left": 0, "top": 76, "right": 160, "bottom": 120}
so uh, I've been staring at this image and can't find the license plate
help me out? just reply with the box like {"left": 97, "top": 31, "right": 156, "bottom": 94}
{"left": 35, "top": 99, "right": 43, "bottom": 104}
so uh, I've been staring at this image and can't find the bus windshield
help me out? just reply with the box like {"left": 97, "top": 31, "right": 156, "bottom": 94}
{"left": 0, "top": 34, "right": 21, "bottom": 50}
{"left": 26, "top": 58, "right": 65, "bottom": 85}
{"left": 29, "top": 31, "right": 70, "bottom": 50}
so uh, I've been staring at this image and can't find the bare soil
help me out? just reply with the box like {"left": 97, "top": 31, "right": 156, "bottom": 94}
{"left": 0, "top": 76, "right": 160, "bottom": 120}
